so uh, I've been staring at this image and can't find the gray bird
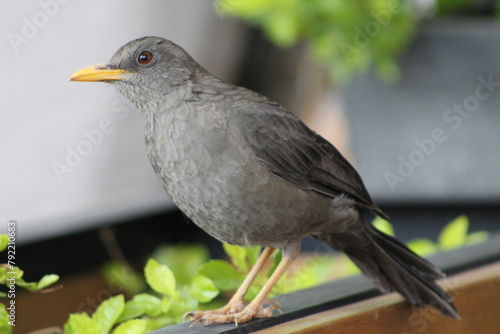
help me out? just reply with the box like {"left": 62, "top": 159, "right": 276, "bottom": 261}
{"left": 71, "top": 36, "right": 459, "bottom": 325}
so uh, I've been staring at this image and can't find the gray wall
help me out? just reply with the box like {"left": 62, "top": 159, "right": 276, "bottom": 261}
{"left": 344, "top": 20, "right": 500, "bottom": 205}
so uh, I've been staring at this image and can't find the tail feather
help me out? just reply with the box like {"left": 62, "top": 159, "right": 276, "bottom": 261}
{"left": 371, "top": 229, "right": 444, "bottom": 280}
{"left": 322, "top": 227, "right": 460, "bottom": 319}
{"left": 369, "top": 230, "right": 458, "bottom": 315}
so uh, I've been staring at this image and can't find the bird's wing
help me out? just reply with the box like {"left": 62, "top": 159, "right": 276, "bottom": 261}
{"left": 232, "top": 100, "right": 388, "bottom": 219}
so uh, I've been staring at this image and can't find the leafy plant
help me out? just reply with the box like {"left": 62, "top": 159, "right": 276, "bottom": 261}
{"left": 61, "top": 215, "right": 490, "bottom": 333}
{"left": 372, "top": 214, "right": 489, "bottom": 257}
{"left": 63, "top": 242, "right": 336, "bottom": 333}
{"left": 217, "top": 0, "right": 416, "bottom": 82}
{"left": 411, "top": 215, "right": 488, "bottom": 256}
{"left": 0, "top": 234, "right": 60, "bottom": 333}
{"left": 101, "top": 261, "right": 147, "bottom": 297}
{"left": 65, "top": 257, "right": 220, "bottom": 333}
{"left": 85, "top": 215, "right": 487, "bottom": 333}
{"left": 215, "top": 0, "right": 493, "bottom": 83}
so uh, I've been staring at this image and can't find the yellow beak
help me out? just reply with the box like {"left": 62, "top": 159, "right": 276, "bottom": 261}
{"left": 70, "top": 64, "right": 131, "bottom": 82}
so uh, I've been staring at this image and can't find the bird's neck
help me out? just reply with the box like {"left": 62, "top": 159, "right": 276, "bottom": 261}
{"left": 116, "top": 80, "right": 195, "bottom": 118}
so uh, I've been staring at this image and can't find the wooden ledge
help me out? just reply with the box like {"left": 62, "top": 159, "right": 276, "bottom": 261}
{"left": 255, "top": 261, "right": 500, "bottom": 334}
{"left": 151, "top": 233, "right": 500, "bottom": 334}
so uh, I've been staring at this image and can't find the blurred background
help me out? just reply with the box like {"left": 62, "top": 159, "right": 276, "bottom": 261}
{"left": 1, "top": 0, "right": 500, "bottom": 331}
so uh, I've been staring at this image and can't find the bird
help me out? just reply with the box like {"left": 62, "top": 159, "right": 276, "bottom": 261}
{"left": 70, "top": 36, "right": 459, "bottom": 326}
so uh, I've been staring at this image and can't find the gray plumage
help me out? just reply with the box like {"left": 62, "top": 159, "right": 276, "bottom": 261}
{"left": 104, "top": 36, "right": 458, "bottom": 319}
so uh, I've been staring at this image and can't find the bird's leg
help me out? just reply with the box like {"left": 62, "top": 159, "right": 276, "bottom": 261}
{"left": 192, "top": 243, "right": 300, "bottom": 326}
{"left": 184, "top": 247, "right": 276, "bottom": 322}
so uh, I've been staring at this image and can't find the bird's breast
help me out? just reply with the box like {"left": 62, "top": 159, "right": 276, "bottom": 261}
{"left": 143, "top": 102, "right": 268, "bottom": 222}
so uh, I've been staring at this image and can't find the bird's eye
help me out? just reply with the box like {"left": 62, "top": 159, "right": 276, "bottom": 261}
{"left": 137, "top": 51, "right": 153, "bottom": 65}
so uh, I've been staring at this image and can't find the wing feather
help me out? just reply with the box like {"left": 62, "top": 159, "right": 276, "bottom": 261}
{"left": 232, "top": 100, "right": 388, "bottom": 219}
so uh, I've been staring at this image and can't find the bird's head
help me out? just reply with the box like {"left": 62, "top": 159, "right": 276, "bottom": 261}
{"left": 71, "top": 36, "right": 202, "bottom": 107}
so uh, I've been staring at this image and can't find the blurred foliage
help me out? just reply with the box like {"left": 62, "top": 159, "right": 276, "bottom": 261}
{"left": 436, "top": 0, "right": 479, "bottom": 14}
{"left": 102, "top": 261, "right": 147, "bottom": 297}
{"left": 0, "top": 234, "right": 60, "bottom": 334}
{"left": 216, "top": 0, "right": 493, "bottom": 83}
{"left": 217, "top": 0, "right": 416, "bottom": 82}
{"left": 61, "top": 214, "right": 487, "bottom": 333}
{"left": 374, "top": 214, "right": 489, "bottom": 257}
{"left": 65, "top": 257, "right": 220, "bottom": 333}
{"left": 150, "top": 244, "right": 210, "bottom": 286}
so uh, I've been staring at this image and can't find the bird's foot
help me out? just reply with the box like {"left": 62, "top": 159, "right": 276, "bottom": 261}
{"left": 186, "top": 299, "right": 281, "bottom": 327}
{"left": 183, "top": 297, "right": 245, "bottom": 322}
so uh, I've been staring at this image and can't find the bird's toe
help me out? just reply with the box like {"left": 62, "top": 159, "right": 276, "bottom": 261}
{"left": 190, "top": 301, "right": 279, "bottom": 327}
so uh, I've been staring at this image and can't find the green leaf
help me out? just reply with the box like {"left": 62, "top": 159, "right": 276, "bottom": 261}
{"left": 151, "top": 244, "right": 209, "bottom": 286}
{"left": 131, "top": 293, "right": 162, "bottom": 316}
{"left": 245, "top": 246, "right": 263, "bottom": 267}
{"left": 5, "top": 269, "right": 58, "bottom": 293}
{"left": 37, "top": 274, "right": 59, "bottom": 290}
{"left": 117, "top": 293, "right": 162, "bottom": 322}
{"left": 438, "top": 215, "right": 469, "bottom": 250}
{"left": 372, "top": 216, "right": 394, "bottom": 236}
{"left": 161, "top": 296, "right": 173, "bottom": 313}
{"left": 15, "top": 274, "right": 59, "bottom": 292}
{"left": 0, "top": 235, "right": 8, "bottom": 252}
{"left": 344, "top": 256, "right": 361, "bottom": 275}
{"left": 116, "top": 302, "right": 144, "bottom": 323}
{"left": 64, "top": 313, "right": 100, "bottom": 334}
{"left": 14, "top": 279, "right": 37, "bottom": 291}
{"left": 223, "top": 243, "right": 248, "bottom": 272}
{"left": 198, "top": 260, "right": 244, "bottom": 291}
{"left": 113, "top": 319, "right": 146, "bottom": 334}
{"left": 265, "top": 11, "right": 299, "bottom": 46}
{"left": 274, "top": 255, "right": 336, "bottom": 294}
{"left": 92, "top": 295, "right": 125, "bottom": 334}
{"left": 407, "top": 238, "right": 438, "bottom": 257}
{"left": 167, "top": 295, "right": 198, "bottom": 319}
{"left": 102, "top": 261, "right": 146, "bottom": 296}
{"left": 0, "top": 267, "right": 24, "bottom": 283}
{"left": 0, "top": 303, "right": 12, "bottom": 334}
{"left": 144, "top": 316, "right": 178, "bottom": 332}
{"left": 188, "top": 275, "right": 219, "bottom": 303}
{"left": 466, "top": 231, "right": 489, "bottom": 246}
{"left": 144, "top": 259, "right": 176, "bottom": 296}
{"left": 0, "top": 267, "right": 21, "bottom": 285}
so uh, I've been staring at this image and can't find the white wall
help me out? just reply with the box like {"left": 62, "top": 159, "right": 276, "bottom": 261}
{"left": 1, "top": 0, "right": 246, "bottom": 243}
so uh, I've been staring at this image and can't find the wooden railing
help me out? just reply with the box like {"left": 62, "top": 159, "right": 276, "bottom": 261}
{"left": 153, "top": 233, "right": 500, "bottom": 334}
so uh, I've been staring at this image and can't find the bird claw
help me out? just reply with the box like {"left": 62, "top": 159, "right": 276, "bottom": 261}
{"left": 262, "top": 298, "right": 281, "bottom": 310}
{"left": 183, "top": 297, "right": 246, "bottom": 323}
{"left": 182, "top": 311, "right": 197, "bottom": 322}
{"left": 187, "top": 301, "right": 281, "bottom": 326}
